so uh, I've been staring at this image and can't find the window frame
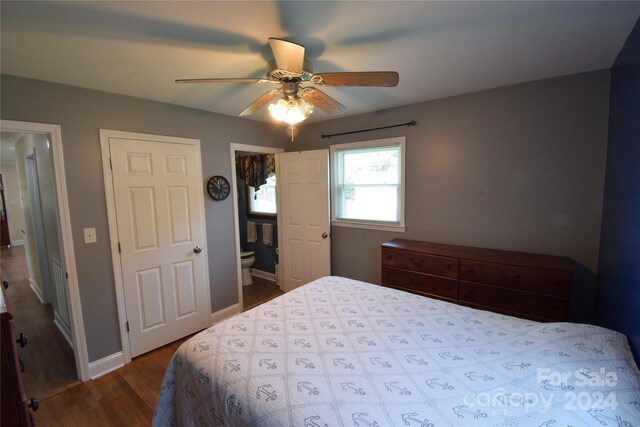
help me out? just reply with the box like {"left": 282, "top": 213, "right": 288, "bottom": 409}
{"left": 245, "top": 175, "right": 277, "bottom": 219}
{"left": 330, "top": 136, "right": 406, "bottom": 232}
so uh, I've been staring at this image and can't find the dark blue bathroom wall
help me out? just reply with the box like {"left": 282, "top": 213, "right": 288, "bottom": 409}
{"left": 596, "top": 18, "right": 640, "bottom": 360}
{"left": 236, "top": 169, "right": 278, "bottom": 274}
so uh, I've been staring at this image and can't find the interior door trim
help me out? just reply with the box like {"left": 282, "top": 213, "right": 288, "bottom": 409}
{"left": 0, "top": 119, "right": 89, "bottom": 381}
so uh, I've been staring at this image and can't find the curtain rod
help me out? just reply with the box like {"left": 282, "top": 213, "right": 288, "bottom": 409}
{"left": 321, "top": 121, "right": 417, "bottom": 139}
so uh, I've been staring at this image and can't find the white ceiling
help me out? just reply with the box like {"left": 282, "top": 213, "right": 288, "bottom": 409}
{"left": 1, "top": 1, "right": 639, "bottom": 124}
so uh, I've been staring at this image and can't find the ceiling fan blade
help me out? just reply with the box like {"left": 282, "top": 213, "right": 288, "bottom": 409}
{"left": 312, "top": 71, "right": 399, "bottom": 87}
{"left": 300, "top": 87, "right": 346, "bottom": 114}
{"left": 239, "top": 89, "right": 281, "bottom": 116}
{"left": 176, "top": 78, "right": 275, "bottom": 84}
{"left": 268, "top": 38, "right": 305, "bottom": 74}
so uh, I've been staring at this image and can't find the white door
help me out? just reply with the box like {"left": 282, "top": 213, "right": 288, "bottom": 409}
{"left": 277, "top": 150, "right": 331, "bottom": 292}
{"left": 25, "top": 151, "right": 53, "bottom": 303}
{"left": 108, "top": 135, "right": 210, "bottom": 358}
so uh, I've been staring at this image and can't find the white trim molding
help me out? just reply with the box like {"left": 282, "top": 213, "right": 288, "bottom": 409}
{"left": 88, "top": 352, "right": 124, "bottom": 379}
{"left": 0, "top": 120, "right": 89, "bottom": 381}
{"left": 330, "top": 136, "right": 406, "bottom": 232}
{"left": 250, "top": 268, "right": 276, "bottom": 282}
{"left": 29, "top": 278, "right": 44, "bottom": 303}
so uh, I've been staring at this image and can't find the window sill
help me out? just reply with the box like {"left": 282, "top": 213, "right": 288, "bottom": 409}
{"left": 331, "top": 219, "right": 406, "bottom": 233}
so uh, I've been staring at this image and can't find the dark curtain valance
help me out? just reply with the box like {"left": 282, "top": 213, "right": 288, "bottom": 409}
{"left": 237, "top": 153, "right": 275, "bottom": 192}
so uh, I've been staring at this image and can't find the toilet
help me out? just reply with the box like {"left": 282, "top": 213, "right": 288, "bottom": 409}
{"left": 240, "top": 251, "right": 255, "bottom": 286}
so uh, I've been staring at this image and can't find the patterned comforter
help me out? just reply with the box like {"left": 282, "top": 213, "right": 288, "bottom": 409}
{"left": 153, "top": 276, "right": 640, "bottom": 426}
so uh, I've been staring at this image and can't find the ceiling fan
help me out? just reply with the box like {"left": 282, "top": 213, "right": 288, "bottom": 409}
{"left": 176, "top": 38, "right": 399, "bottom": 139}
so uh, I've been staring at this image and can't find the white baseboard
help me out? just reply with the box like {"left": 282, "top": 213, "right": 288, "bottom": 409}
{"left": 211, "top": 303, "right": 242, "bottom": 326}
{"left": 54, "top": 312, "right": 74, "bottom": 349}
{"left": 11, "top": 240, "right": 24, "bottom": 246}
{"left": 251, "top": 268, "right": 276, "bottom": 282}
{"left": 89, "top": 351, "right": 124, "bottom": 379}
{"left": 29, "top": 278, "right": 45, "bottom": 303}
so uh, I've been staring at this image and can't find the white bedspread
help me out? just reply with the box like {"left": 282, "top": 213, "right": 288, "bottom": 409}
{"left": 153, "top": 276, "right": 640, "bottom": 426}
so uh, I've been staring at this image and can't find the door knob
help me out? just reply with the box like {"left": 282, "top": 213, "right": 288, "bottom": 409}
{"left": 193, "top": 246, "right": 203, "bottom": 254}
{"left": 28, "top": 397, "right": 39, "bottom": 412}
{"left": 16, "top": 333, "right": 28, "bottom": 348}
{"left": 321, "top": 232, "right": 328, "bottom": 239}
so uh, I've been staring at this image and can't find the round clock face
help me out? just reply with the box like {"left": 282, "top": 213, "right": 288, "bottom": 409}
{"left": 207, "top": 175, "right": 230, "bottom": 201}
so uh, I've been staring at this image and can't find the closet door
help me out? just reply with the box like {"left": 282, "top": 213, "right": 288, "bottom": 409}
{"left": 106, "top": 132, "right": 210, "bottom": 358}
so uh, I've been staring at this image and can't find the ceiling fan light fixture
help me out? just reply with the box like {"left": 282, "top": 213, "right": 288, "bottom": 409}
{"left": 268, "top": 96, "right": 314, "bottom": 126}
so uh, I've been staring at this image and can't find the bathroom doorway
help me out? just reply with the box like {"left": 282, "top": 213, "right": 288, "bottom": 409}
{"left": 229, "top": 144, "right": 284, "bottom": 311}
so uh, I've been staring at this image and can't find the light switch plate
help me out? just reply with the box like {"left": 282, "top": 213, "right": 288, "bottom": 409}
{"left": 84, "top": 227, "right": 97, "bottom": 244}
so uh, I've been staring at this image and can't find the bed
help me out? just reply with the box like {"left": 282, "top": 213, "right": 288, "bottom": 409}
{"left": 153, "top": 276, "right": 640, "bottom": 426}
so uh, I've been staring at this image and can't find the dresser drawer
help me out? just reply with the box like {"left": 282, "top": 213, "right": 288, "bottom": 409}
{"left": 481, "top": 284, "right": 539, "bottom": 315}
{"left": 539, "top": 270, "right": 571, "bottom": 297}
{"left": 481, "top": 262, "right": 540, "bottom": 292}
{"left": 460, "top": 281, "right": 538, "bottom": 315}
{"left": 382, "top": 267, "right": 458, "bottom": 300}
{"left": 460, "top": 259, "right": 482, "bottom": 282}
{"left": 536, "top": 294, "right": 569, "bottom": 320}
{"left": 459, "top": 280, "right": 484, "bottom": 305}
{"left": 381, "top": 248, "right": 398, "bottom": 267}
{"left": 395, "top": 251, "right": 458, "bottom": 279}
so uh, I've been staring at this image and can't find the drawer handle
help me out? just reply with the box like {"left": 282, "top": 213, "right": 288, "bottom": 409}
{"left": 19, "top": 357, "right": 26, "bottom": 373}
{"left": 410, "top": 259, "right": 425, "bottom": 267}
{"left": 28, "top": 397, "right": 39, "bottom": 412}
{"left": 466, "top": 267, "right": 475, "bottom": 273}
{"left": 385, "top": 254, "right": 392, "bottom": 260}
{"left": 445, "top": 264, "right": 452, "bottom": 270}
{"left": 550, "top": 303, "right": 557, "bottom": 309}
{"left": 551, "top": 280, "right": 559, "bottom": 286}
{"left": 16, "top": 333, "right": 28, "bottom": 348}
{"left": 385, "top": 271, "right": 392, "bottom": 278}
{"left": 466, "top": 288, "right": 473, "bottom": 294}
{"left": 444, "top": 284, "right": 451, "bottom": 290}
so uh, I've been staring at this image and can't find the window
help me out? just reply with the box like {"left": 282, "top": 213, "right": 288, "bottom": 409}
{"left": 331, "top": 137, "right": 405, "bottom": 231}
{"left": 247, "top": 174, "right": 277, "bottom": 217}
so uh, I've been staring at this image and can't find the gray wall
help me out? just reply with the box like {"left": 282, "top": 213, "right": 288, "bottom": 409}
{"left": 295, "top": 70, "right": 611, "bottom": 323}
{"left": 1, "top": 74, "right": 286, "bottom": 362}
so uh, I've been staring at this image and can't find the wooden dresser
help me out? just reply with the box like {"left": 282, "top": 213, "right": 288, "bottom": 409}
{"left": 381, "top": 239, "right": 572, "bottom": 322}
{"left": 1, "top": 284, "right": 36, "bottom": 426}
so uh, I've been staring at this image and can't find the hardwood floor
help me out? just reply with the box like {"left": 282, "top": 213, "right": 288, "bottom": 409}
{"left": 242, "top": 275, "right": 284, "bottom": 311}
{"left": 35, "top": 275, "right": 282, "bottom": 425}
{"left": 34, "top": 276, "right": 282, "bottom": 426}
{"left": 1, "top": 246, "right": 78, "bottom": 399}
{"left": 35, "top": 337, "right": 188, "bottom": 427}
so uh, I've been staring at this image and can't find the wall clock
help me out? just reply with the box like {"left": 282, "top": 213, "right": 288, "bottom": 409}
{"left": 207, "top": 175, "right": 230, "bottom": 201}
